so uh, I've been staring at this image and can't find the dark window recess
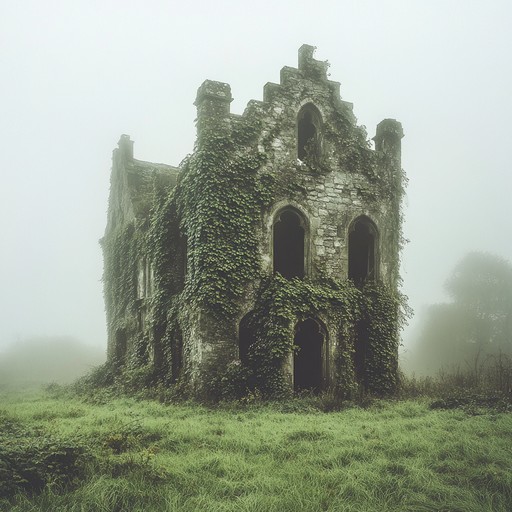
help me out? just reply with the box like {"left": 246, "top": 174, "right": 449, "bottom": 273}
{"left": 354, "top": 319, "right": 370, "bottom": 389}
{"left": 298, "top": 104, "right": 322, "bottom": 160}
{"left": 171, "top": 327, "right": 183, "bottom": 383}
{"left": 153, "top": 324, "right": 166, "bottom": 372}
{"left": 273, "top": 210, "right": 305, "bottom": 279}
{"left": 294, "top": 318, "right": 325, "bottom": 392}
{"left": 137, "top": 308, "right": 144, "bottom": 331}
{"left": 348, "top": 219, "right": 376, "bottom": 284}
{"left": 239, "top": 313, "right": 256, "bottom": 364}
{"left": 115, "top": 329, "right": 127, "bottom": 365}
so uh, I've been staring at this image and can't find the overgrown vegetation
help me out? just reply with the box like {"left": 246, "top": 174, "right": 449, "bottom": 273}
{"left": 0, "top": 412, "right": 85, "bottom": 500}
{"left": 1, "top": 386, "right": 511, "bottom": 511}
{"left": 401, "top": 350, "right": 512, "bottom": 415}
{"left": 102, "top": 92, "right": 407, "bottom": 400}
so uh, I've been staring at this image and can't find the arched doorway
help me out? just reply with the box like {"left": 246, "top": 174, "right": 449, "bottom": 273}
{"left": 293, "top": 318, "right": 326, "bottom": 392}
{"left": 273, "top": 208, "right": 306, "bottom": 279}
{"left": 348, "top": 216, "right": 378, "bottom": 285}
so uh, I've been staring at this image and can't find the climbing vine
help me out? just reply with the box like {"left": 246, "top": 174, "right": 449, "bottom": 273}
{"left": 212, "top": 276, "right": 407, "bottom": 399}
{"left": 102, "top": 83, "right": 408, "bottom": 400}
{"left": 174, "top": 121, "right": 266, "bottom": 320}
{"left": 247, "top": 275, "right": 361, "bottom": 397}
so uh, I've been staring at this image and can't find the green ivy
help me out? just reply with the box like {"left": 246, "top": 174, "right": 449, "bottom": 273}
{"left": 102, "top": 91, "right": 408, "bottom": 399}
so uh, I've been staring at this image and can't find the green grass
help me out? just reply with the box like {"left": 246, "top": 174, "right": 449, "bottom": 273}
{"left": 1, "top": 389, "right": 511, "bottom": 511}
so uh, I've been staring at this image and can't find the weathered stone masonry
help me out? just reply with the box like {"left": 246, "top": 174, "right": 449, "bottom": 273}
{"left": 102, "top": 45, "right": 405, "bottom": 397}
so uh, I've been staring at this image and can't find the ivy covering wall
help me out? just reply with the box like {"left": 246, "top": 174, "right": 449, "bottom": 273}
{"left": 102, "top": 46, "right": 408, "bottom": 400}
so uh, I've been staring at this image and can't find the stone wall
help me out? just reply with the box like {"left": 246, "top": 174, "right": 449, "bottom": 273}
{"left": 103, "top": 45, "right": 405, "bottom": 397}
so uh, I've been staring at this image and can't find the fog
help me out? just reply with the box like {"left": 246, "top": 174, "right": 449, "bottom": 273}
{"left": 1, "top": 1, "right": 511, "bottom": 368}
{"left": 0, "top": 336, "right": 105, "bottom": 388}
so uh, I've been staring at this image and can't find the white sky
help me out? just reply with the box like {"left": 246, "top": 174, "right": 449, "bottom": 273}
{"left": 1, "top": 0, "right": 511, "bottom": 354}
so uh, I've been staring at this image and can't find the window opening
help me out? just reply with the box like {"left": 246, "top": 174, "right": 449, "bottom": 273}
{"left": 273, "top": 209, "right": 305, "bottom": 279}
{"left": 297, "top": 104, "right": 322, "bottom": 160}
{"left": 115, "top": 328, "right": 127, "bottom": 365}
{"left": 348, "top": 218, "right": 377, "bottom": 285}
{"left": 153, "top": 324, "right": 166, "bottom": 371}
{"left": 137, "top": 308, "right": 144, "bottom": 332}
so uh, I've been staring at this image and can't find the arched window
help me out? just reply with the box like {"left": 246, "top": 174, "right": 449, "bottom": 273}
{"left": 348, "top": 217, "right": 378, "bottom": 285}
{"left": 273, "top": 208, "right": 306, "bottom": 279}
{"left": 297, "top": 104, "right": 322, "bottom": 160}
{"left": 239, "top": 312, "right": 256, "bottom": 364}
{"left": 293, "top": 318, "right": 327, "bottom": 392}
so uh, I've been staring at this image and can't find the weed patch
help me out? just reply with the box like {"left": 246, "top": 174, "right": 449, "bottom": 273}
{"left": 0, "top": 413, "right": 85, "bottom": 500}
{"left": 430, "top": 391, "right": 512, "bottom": 413}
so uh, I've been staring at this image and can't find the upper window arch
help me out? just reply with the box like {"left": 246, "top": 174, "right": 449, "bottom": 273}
{"left": 297, "top": 103, "right": 322, "bottom": 161}
{"left": 348, "top": 216, "right": 379, "bottom": 285}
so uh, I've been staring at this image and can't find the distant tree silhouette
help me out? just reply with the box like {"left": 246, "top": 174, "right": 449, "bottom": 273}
{"left": 411, "top": 252, "right": 512, "bottom": 374}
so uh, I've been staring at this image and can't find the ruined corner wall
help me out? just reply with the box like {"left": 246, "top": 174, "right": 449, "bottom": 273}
{"left": 102, "top": 134, "right": 180, "bottom": 366}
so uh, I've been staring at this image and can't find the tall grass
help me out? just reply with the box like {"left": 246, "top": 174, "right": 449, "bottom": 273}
{"left": 1, "top": 387, "right": 511, "bottom": 511}
{"left": 402, "top": 352, "right": 512, "bottom": 411}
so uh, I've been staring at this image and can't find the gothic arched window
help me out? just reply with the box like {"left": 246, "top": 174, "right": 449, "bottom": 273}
{"left": 297, "top": 104, "right": 322, "bottom": 160}
{"left": 273, "top": 208, "right": 307, "bottom": 279}
{"left": 348, "top": 216, "right": 378, "bottom": 285}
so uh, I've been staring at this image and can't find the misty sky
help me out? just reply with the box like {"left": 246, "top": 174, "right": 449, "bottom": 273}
{"left": 1, "top": 0, "right": 511, "bottom": 356}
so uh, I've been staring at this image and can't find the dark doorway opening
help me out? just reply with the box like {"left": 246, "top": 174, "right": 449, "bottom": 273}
{"left": 273, "top": 209, "right": 305, "bottom": 279}
{"left": 239, "top": 313, "right": 256, "bottom": 364}
{"left": 348, "top": 218, "right": 377, "bottom": 285}
{"left": 294, "top": 318, "right": 325, "bottom": 392}
{"left": 354, "top": 320, "right": 370, "bottom": 389}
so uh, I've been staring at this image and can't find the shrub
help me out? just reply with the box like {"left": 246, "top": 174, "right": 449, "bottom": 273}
{"left": 0, "top": 415, "right": 86, "bottom": 499}
{"left": 73, "top": 360, "right": 116, "bottom": 391}
{"left": 400, "top": 351, "right": 512, "bottom": 411}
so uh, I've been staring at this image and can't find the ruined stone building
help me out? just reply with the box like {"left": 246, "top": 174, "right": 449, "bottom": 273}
{"left": 103, "top": 45, "right": 405, "bottom": 397}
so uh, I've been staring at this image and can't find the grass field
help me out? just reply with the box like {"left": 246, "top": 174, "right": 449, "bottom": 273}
{"left": 1, "top": 388, "right": 511, "bottom": 511}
